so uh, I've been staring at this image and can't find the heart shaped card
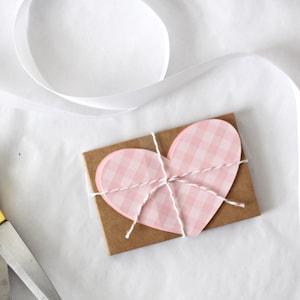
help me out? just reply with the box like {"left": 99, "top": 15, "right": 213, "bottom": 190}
{"left": 83, "top": 114, "right": 260, "bottom": 255}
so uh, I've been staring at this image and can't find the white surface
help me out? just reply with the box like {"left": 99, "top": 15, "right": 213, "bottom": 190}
{"left": 0, "top": 0, "right": 300, "bottom": 299}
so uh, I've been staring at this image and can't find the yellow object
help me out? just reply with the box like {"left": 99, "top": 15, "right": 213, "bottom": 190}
{"left": 0, "top": 209, "right": 6, "bottom": 224}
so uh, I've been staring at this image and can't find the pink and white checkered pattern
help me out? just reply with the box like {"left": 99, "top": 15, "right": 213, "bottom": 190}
{"left": 95, "top": 119, "right": 241, "bottom": 236}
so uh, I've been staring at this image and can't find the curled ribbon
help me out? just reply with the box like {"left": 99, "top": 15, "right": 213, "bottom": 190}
{"left": 8, "top": 0, "right": 275, "bottom": 114}
{"left": 93, "top": 132, "right": 246, "bottom": 239}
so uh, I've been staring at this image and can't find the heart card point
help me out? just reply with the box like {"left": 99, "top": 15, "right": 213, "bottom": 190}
{"left": 83, "top": 113, "right": 260, "bottom": 255}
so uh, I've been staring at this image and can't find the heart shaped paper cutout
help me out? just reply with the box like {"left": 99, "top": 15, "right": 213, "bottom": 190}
{"left": 95, "top": 119, "right": 241, "bottom": 236}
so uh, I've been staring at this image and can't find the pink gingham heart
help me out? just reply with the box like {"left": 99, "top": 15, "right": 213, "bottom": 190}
{"left": 95, "top": 119, "right": 241, "bottom": 236}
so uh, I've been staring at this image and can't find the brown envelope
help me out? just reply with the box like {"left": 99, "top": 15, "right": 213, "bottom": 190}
{"left": 83, "top": 113, "right": 260, "bottom": 255}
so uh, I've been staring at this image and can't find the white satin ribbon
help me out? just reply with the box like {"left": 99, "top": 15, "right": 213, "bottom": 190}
{"left": 12, "top": 0, "right": 251, "bottom": 113}
{"left": 1, "top": 1, "right": 300, "bottom": 219}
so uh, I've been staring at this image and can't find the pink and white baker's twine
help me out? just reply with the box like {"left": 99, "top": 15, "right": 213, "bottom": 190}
{"left": 92, "top": 133, "right": 247, "bottom": 239}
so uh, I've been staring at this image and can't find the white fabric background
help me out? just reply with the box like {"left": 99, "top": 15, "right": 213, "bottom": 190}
{"left": 1, "top": 0, "right": 300, "bottom": 299}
